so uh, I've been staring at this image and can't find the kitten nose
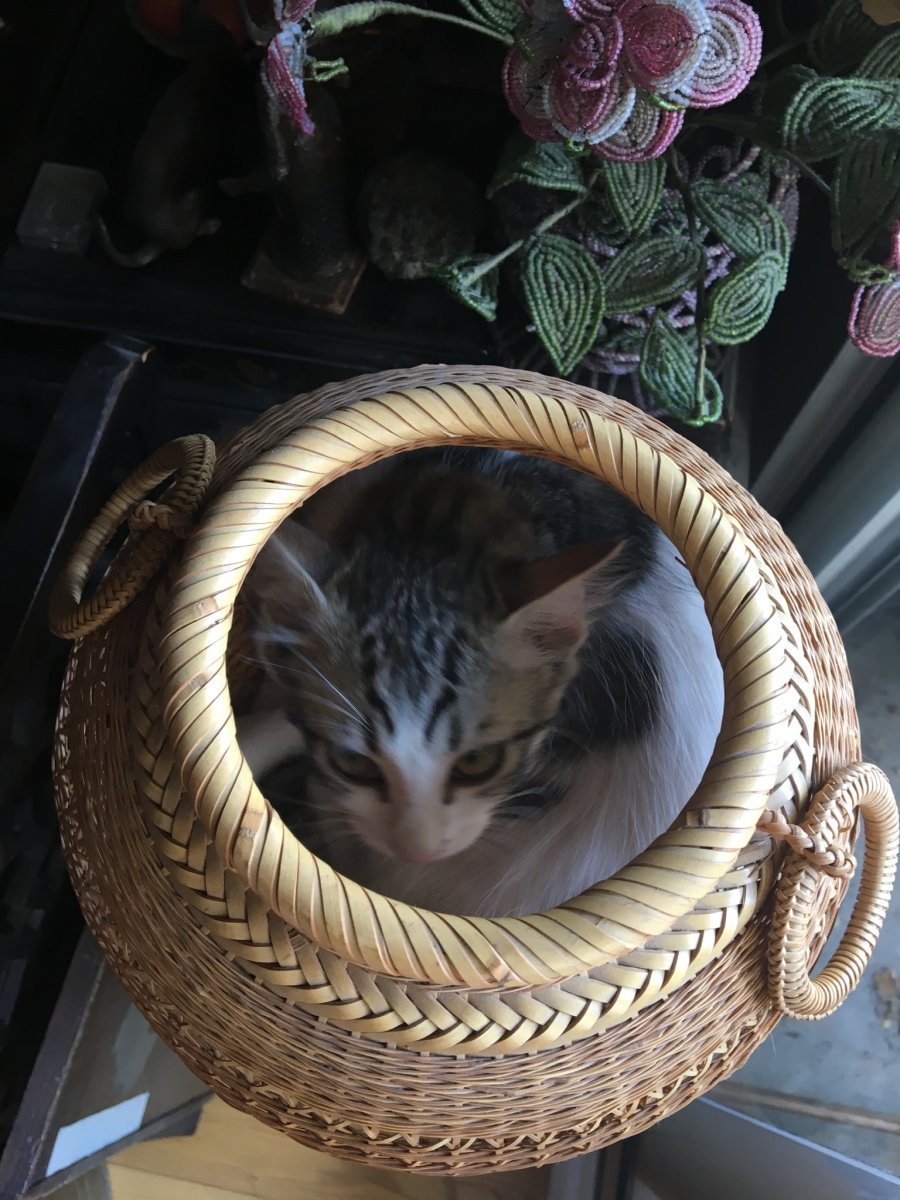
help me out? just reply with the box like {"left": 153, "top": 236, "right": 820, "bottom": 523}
{"left": 391, "top": 841, "right": 441, "bottom": 865}
{"left": 399, "top": 849, "right": 441, "bottom": 865}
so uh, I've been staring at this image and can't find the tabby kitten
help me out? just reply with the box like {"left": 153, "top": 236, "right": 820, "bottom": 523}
{"left": 238, "top": 448, "right": 723, "bottom": 917}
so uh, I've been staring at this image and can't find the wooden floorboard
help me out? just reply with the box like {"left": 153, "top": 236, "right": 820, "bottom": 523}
{"left": 107, "top": 1098, "right": 550, "bottom": 1200}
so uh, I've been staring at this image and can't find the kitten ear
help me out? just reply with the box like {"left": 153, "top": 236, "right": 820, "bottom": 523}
{"left": 493, "top": 540, "right": 623, "bottom": 667}
{"left": 247, "top": 518, "right": 339, "bottom": 639}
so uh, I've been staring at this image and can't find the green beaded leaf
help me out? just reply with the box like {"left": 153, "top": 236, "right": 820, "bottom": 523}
{"left": 809, "top": 0, "right": 883, "bottom": 73}
{"left": 522, "top": 235, "right": 605, "bottom": 376}
{"left": 604, "top": 235, "right": 703, "bottom": 314}
{"left": 602, "top": 326, "right": 646, "bottom": 359}
{"left": 457, "top": 0, "right": 519, "bottom": 35}
{"left": 705, "top": 252, "right": 784, "bottom": 345}
{"left": 832, "top": 137, "right": 900, "bottom": 261}
{"left": 856, "top": 30, "right": 900, "bottom": 79}
{"left": 577, "top": 192, "right": 632, "bottom": 249}
{"left": 731, "top": 171, "right": 769, "bottom": 198}
{"left": 654, "top": 190, "right": 690, "bottom": 237}
{"left": 762, "top": 64, "right": 818, "bottom": 117}
{"left": 691, "top": 179, "right": 790, "bottom": 277}
{"left": 433, "top": 256, "right": 499, "bottom": 321}
{"left": 639, "top": 314, "right": 723, "bottom": 427}
{"left": 842, "top": 260, "right": 899, "bottom": 284}
{"left": 759, "top": 65, "right": 819, "bottom": 144}
{"left": 488, "top": 134, "right": 587, "bottom": 199}
{"left": 601, "top": 159, "right": 666, "bottom": 236}
{"left": 782, "top": 77, "right": 900, "bottom": 161}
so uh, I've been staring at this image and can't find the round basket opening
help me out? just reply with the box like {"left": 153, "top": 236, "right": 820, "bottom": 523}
{"left": 229, "top": 443, "right": 727, "bottom": 922}
{"left": 160, "top": 379, "right": 793, "bottom": 989}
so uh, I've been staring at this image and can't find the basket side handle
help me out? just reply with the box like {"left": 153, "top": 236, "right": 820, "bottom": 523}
{"left": 766, "top": 763, "right": 898, "bottom": 1019}
{"left": 49, "top": 435, "right": 216, "bottom": 640}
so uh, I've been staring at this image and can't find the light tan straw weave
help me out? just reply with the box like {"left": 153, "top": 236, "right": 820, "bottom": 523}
{"left": 51, "top": 366, "right": 898, "bottom": 1175}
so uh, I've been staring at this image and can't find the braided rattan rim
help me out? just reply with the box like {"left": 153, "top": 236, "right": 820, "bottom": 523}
{"left": 157, "top": 381, "right": 794, "bottom": 987}
{"left": 49, "top": 435, "right": 216, "bottom": 639}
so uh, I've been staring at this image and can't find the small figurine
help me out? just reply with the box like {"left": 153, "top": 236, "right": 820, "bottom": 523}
{"left": 233, "top": 0, "right": 365, "bottom": 312}
{"left": 360, "top": 151, "right": 484, "bottom": 282}
{"left": 100, "top": 6, "right": 254, "bottom": 266}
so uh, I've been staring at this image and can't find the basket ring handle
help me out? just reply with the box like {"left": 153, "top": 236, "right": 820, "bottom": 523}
{"left": 49, "top": 435, "right": 216, "bottom": 640}
{"left": 766, "top": 762, "right": 898, "bottom": 1019}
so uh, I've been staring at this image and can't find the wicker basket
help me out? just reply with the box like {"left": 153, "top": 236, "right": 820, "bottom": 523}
{"left": 50, "top": 366, "right": 898, "bottom": 1176}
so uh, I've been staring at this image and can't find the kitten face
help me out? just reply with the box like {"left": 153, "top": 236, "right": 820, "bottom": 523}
{"left": 247, "top": 454, "right": 629, "bottom": 867}
{"left": 254, "top": 573, "right": 588, "bottom": 865}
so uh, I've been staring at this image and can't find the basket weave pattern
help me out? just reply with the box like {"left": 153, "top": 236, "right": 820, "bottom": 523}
{"left": 52, "top": 367, "right": 897, "bottom": 1174}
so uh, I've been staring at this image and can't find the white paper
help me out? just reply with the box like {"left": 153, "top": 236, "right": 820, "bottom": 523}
{"left": 46, "top": 1091, "right": 150, "bottom": 1176}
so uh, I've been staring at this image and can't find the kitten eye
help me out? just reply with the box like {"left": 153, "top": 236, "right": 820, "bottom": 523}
{"left": 327, "top": 746, "right": 382, "bottom": 784}
{"left": 451, "top": 744, "right": 505, "bottom": 784}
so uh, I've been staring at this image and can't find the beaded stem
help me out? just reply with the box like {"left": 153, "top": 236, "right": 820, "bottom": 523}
{"left": 312, "top": 2, "right": 513, "bottom": 44}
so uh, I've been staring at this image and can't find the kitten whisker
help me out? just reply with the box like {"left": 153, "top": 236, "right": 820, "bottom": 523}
{"left": 241, "top": 652, "right": 371, "bottom": 733}
{"left": 284, "top": 646, "right": 370, "bottom": 727}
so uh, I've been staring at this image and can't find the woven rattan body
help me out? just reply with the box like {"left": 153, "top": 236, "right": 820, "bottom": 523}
{"left": 52, "top": 368, "right": 897, "bottom": 1174}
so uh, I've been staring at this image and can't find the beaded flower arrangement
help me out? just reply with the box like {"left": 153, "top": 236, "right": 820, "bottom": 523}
{"left": 240, "top": 0, "right": 899, "bottom": 423}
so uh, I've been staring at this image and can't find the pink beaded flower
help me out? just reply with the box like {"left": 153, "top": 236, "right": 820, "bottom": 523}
{"left": 848, "top": 223, "right": 900, "bottom": 358}
{"left": 262, "top": 0, "right": 317, "bottom": 136}
{"left": 504, "top": 0, "right": 762, "bottom": 161}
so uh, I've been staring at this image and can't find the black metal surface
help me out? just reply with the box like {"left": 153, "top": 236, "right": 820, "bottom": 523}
{"left": 0, "top": 934, "right": 106, "bottom": 1198}
{"left": 0, "top": 330, "right": 95, "bottom": 523}
{"left": 0, "top": 339, "right": 159, "bottom": 1153}
{"left": 0, "top": 930, "right": 208, "bottom": 1200}
{"left": 0, "top": 338, "right": 154, "bottom": 664}
{"left": 20, "top": 1096, "right": 207, "bottom": 1200}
